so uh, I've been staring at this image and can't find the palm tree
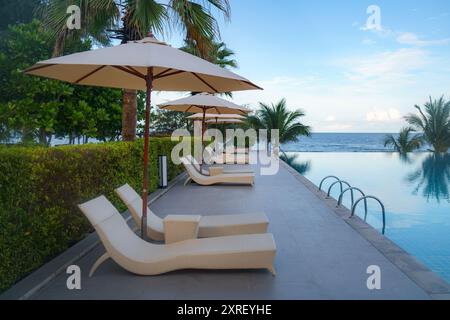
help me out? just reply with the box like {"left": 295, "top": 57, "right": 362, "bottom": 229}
{"left": 405, "top": 96, "right": 450, "bottom": 153}
{"left": 41, "top": 0, "right": 231, "bottom": 141}
{"left": 181, "top": 39, "right": 237, "bottom": 98}
{"left": 181, "top": 39, "right": 237, "bottom": 68}
{"left": 383, "top": 127, "right": 423, "bottom": 153}
{"left": 246, "top": 99, "right": 311, "bottom": 150}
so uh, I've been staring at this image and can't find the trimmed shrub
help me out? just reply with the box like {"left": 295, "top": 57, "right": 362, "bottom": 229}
{"left": 0, "top": 138, "right": 183, "bottom": 292}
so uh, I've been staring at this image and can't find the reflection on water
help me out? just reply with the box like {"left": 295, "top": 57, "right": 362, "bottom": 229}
{"left": 407, "top": 153, "right": 450, "bottom": 202}
{"left": 398, "top": 153, "right": 414, "bottom": 164}
{"left": 281, "top": 153, "right": 311, "bottom": 175}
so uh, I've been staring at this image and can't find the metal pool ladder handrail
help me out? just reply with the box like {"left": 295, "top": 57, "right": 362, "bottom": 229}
{"left": 318, "top": 176, "right": 340, "bottom": 192}
{"left": 318, "top": 175, "right": 386, "bottom": 235}
{"left": 351, "top": 196, "right": 386, "bottom": 235}
{"left": 327, "top": 180, "right": 352, "bottom": 199}
{"left": 337, "top": 187, "right": 367, "bottom": 215}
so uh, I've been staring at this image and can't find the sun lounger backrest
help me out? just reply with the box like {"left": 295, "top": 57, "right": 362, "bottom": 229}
{"left": 115, "top": 184, "right": 164, "bottom": 234}
{"left": 186, "top": 155, "right": 202, "bottom": 172}
{"left": 79, "top": 195, "right": 119, "bottom": 227}
{"left": 78, "top": 196, "right": 159, "bottom": 263}
{"left": 181, "top": 157, "right": 205, "bottom": 180}
{"left": 116, "top": 183, "right": 140, "bottom": 206}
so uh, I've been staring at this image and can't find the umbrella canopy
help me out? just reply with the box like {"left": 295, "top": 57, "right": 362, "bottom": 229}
{"left": 25, "top": 35, "right": 261, "bottom": 241}
{"left": 187, "top": 113, "right": 246, "bottom": 120}
{"left": 158, "top": 93, "right": 251, "bottom": 115}
{"left": 25, "top": 37, "right": 261, "bottom": 93}
{"left": 206, "top": 119, "right": 243, "bottom": 124}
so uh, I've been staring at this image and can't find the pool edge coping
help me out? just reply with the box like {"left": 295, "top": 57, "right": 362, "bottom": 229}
{"left": 280, "top": 160, "right": 450, "bottom": 300}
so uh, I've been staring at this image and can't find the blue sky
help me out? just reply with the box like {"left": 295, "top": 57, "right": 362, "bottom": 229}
{"left": 155, "top": 0, "right": 450, "bottom": 132}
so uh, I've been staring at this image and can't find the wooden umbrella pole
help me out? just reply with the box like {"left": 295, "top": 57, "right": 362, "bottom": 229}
{"left": 142, "top": 66, "right": 153, "bottom": 240}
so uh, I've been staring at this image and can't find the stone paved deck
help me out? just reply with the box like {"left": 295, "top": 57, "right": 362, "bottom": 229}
{"left": 3, "top": 158, "right": 448, "bottom": 300}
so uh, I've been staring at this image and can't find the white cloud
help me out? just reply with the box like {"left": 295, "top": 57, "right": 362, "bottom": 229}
{"left": 362, "top": 38, "right": 376, "bottom": 45}
{"left": 325, "top": 115, "right": 336, "bottom": 122}
{"left": 359, "top": 25, "right": 395, "bottom": 38}
{"left": 366, "top": 108, "right": 402, "bottom": 122}
{"left": 397, "top": 32, "right": 450, "bottom": 47}
{"left": 345, "top": 48, "right": 429, "bottom": 81}
{"left": 358, "top": 17, "right": 450, "bottom": 49}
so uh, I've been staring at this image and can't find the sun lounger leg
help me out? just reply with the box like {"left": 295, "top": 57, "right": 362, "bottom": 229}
{"left": 89, "top": 252, "right": 110, "bottom": 277}
{"left": 268, "top": 265, "right": 276, "bottom": 276}
{"left": 184, "top": 177, "right": 192, "bottom": 186}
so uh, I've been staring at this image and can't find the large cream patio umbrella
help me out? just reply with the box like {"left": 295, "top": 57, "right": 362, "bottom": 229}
{"left": 24, "top": 35, "right": 261, "bottom": 240}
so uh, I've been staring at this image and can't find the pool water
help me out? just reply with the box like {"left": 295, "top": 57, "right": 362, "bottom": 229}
{"left": 287, "top": 152, "right": 450, "bottom": 283}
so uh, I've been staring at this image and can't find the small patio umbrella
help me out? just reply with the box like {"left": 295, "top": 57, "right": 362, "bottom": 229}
{"left": 188, "top": 113, "right": 246, "bottom": 136}
{"left": 159, "top": 93, "right": 251, "bottom": 163}
{"left": 206, "top": 118, "right": 243, "bottom": 124}
{"left": 25, "top": 35, "right": 261, "bottom": 240}
{"left": 187, "top": 113, "right": 246, "bottom": 120}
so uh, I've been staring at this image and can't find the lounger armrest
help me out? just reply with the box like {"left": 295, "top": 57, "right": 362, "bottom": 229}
{"left": 208, "top": 166, "right": 224, "bottom": 176}
{"left": 164, "top": 215, "right": 201, "bottom": 244}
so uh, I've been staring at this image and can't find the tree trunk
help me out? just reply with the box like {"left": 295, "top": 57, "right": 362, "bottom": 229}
{"left": 38, "top": 128, "right": 47, "bottom": 145}
{"left": 122, "top": 89, "right": 137, "bottom": 141}
{"left": 52, "top": 29, "right": 67, "bottom": 58}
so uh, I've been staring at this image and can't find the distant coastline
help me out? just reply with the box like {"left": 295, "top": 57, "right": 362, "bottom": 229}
{"left": 283, "top": 132, "right": 430, "bottom": 153}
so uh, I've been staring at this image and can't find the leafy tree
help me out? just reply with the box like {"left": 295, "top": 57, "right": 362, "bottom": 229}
{"left": 0, "top": 20, "right": 76, "bottom": 145}
{"left": 383, "top": 127, "right": 423, "bottom": 154}
{"left": 246, "top": 98, "right": 311, "bottom": 150}
{"left": 0, "top": 20, "right": 123, "bottom": 145}
{"left": 55, "top": 86, "right": 123, "bottom": 143}
{"left": 151, "top": 110, "right": 191, "bottom": 136}
{"left": 41, "top": 0, "right": 231, "bottom": 141}
{"left": 405, "top": 96, "right": 450, "bottom": 153}
{"left": 0, "top": 0, "right": 42, "bottom": 32}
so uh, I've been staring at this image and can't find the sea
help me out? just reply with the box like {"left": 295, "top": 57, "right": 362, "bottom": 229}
{"left": 282, "top": 132, "right": 429, "bottom": 152}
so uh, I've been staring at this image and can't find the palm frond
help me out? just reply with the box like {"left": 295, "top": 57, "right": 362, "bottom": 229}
{"left": 128, "top": 0, "right": 168, "bottom": 38}
{"left": 40, "top": 0, "right": 119, "bottom": 54}
{"left": 405, "top": 96, "right": 450, "bottom": 152}
{"left": 247, "top": 99, "right": 310, "bottom": 144}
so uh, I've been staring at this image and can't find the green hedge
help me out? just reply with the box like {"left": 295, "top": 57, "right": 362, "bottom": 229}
{"left": 0, "top": 138, "right": 183, "bottom": 292}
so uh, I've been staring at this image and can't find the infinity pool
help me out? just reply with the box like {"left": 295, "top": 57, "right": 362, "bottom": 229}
{"left": 287, "top": 152, "right": 450, "bottom": 283}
